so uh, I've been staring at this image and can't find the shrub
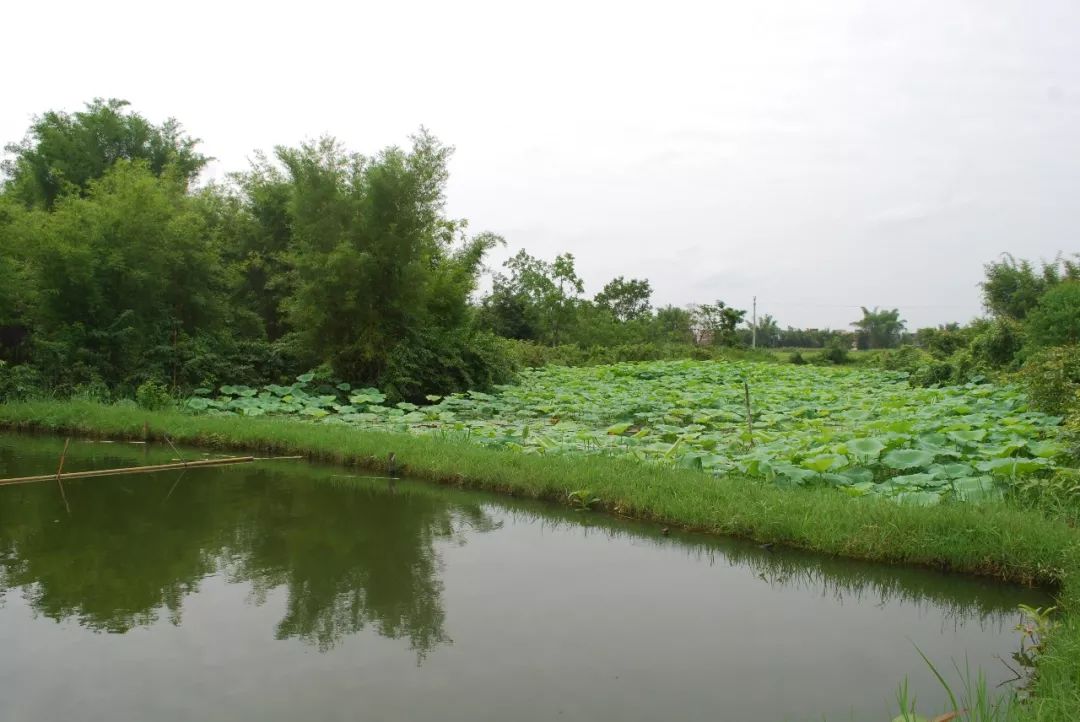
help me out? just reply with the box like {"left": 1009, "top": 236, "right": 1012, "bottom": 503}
{"left": 1017, "top": 345, "right": 1080, "bottom": 415}
{"left": 0, "top": 362, "right": 44, "bottom": 402}
{"left": 1024, "top": 282, "right": 1080, "bottom": 350}
{"left": 969, "top": 318, "right": 1025, "bottom": 369}
{"left": 789, "top": 351, "right": 807, "bottom": 365}
{"left": 820, "top": 337, "right": 850, "bottom": 365}
{"left": 879, "top": 345, "right": 931, "bottom": 374}
{"left": 380, "top": 329, "right": 516, "bottom": 402}
{"left": 910, "top": 360, "right": 955, "bottom": 387}
{"left": 135, "top": 380, "right": 173, "bottom": 411}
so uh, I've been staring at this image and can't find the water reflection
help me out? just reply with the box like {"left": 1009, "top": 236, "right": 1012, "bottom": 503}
{"left": 0, "top": 435, "right": 1045, "bottom": 661}
{"left": 0, "top": 439, "right": 500, "bottom": 659}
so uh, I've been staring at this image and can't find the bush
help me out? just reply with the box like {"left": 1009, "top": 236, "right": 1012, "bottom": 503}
{"left": 969, "top": 318, "right": 1025, "bottom": 369}
{"left": 0, "top": 362, "right": 44, "bottom": 402}
{"left": 380, "top": 329, "right": 516, "bottom": 402}
{"left": 910, "top": 360, "right": 955, "bottom": 387}
{"left": 1024, "top": 282, "right": 1080, "bottom": 350}
{"left": 1017, "top": 345, "right": 1080, "bottom": 415}
{"left": 879, "top": 345, "right": 931, "bottom": 374}
{"left": 789, "top": 351, "right": 807, "bottom": 365}
{"left": 820, "top": 338, "right": 850, "bottom": 365}
{"left": 135, "top": 380, "right": 173, "bottom": 411}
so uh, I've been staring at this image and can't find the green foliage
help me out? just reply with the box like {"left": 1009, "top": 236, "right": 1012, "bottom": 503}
{"left": 135, "top": 380, "right": 172, "bottom": 410}
{"left": 789, "top": 350, "right": 807, "bottom": 365}
{"left": 820, "top": 336, "right": 851, "bottom": 364}
{"left": 880, "top": 345, "right": 932, "bottom": 374}
{"left": 692, "top": 300, "right": 746, "bottom": 346}
{"left": 185, "top": 359, "right": 1068, "bottom": 505}
{"left": 915, "top": 324, "right": 972, "bottom": 358}
{"left": 982, "top": 253, "right": 1079, "bottom": 321}
{"left": 1017, "top": 346, "right": 1080, "bottom": 416}
{"left": 594, "top": 276, "right": 652, "bottom": 322}
{"left": 1023, "top": 282, "right": 1080, "bottom": 350}
{"left": 0, "top": 363, "right": 43, "bottom": 402}
{"left": 478, "top": 250, "right": 585, "bottom": 345}
{"left": 750, "top": 313, "right": 781, "bottom": 347}
{"left": 22, "top": 161, "right": 229, "bottom": 388}
{"left": 273, "top": 132, "right": 506, "bottom": 392}
{"left": 501, "top": 340, "right": 776, "bottom": 368}
{"left": 969, "top": 318, "right": 1025, "bottom": 369}
{"left": 651, "top": 305, "right": 696, "bottom": 344}
{"left": 852, "top": 306, "right": 906, "bottom": 349}
{"left": 1, "top": 98, "right": 207, "bottom": 209}
{"left": 0, "top": 197, "right": 33, "bottom": 332}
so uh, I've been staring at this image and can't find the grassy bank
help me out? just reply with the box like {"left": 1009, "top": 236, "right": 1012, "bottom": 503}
{"left": 1, "top": 399, "right": 1079, "bottom": 720}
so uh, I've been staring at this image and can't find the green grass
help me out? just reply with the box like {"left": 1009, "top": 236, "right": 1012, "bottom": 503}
{"left": 1, "top": 398, "right": 1079, "bottom": 721}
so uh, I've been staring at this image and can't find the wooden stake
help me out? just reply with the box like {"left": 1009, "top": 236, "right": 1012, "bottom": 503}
{"left": 0, "top": 456, "right": 255, "bottom": 487}
{"left": 743, "top": 380, "right": 755, "bottom": 448}
{"left": 55, "top": 437, "right": 72, "bottom": 515}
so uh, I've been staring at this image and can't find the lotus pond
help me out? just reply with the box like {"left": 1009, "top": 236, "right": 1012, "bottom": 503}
{"left": 186, "top": 360, "right": 1070, "bottom": 504}
{"left": 0, "top": 434, "right": 1053, "bottom": 722}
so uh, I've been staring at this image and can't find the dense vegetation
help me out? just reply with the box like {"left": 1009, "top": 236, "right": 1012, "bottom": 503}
{"left": 184, "top": 360, "right": 1070, "bottom": 506}
{"left": 3, "top": 100, "right": 1073, "bottom": 410}
{"left": 1, "top": 98, "right": 1078, "bottom": 480}
{"left": 0, "top": 101, "right": 514, "bottom": 400}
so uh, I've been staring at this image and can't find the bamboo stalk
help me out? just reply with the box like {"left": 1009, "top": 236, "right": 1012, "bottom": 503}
{"left": 0, "top": 456, "right": 255, "bottom": 487}
{"left": 56, "top": 437, "right": 72, "bottom": 514}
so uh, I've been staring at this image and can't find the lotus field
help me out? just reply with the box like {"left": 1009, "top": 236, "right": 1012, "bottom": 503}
{"left": 186, "top": 360, "right": 1070, "bottom": 505}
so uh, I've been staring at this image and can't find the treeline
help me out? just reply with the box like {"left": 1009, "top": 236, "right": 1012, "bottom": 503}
{"left": 877, "top": 256, "right": 1080, "bottom": 408}
{"left": 1, "top": 99, "right": 1078, "bottom": 411}
{"left": 0, "top": 100, "right": 516, "bottom": 401}
{"left": 0, "top": 99, "right": 797, "bottom": 400}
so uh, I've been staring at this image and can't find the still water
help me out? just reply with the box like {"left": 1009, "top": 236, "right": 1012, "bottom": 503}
{"left": 0, "top": 434, "right": 1052, "bottom": 722}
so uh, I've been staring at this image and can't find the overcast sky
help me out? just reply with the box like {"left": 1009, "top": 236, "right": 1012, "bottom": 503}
{"left": 4, "top": 0, "right": 1078, "bottom": 329}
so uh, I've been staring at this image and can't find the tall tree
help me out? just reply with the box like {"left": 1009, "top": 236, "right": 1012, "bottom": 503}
{"left": 851, "top": 307, "right": 906, "bottom": 349}
{"left": 594, "top": 276, "right": 652, "bottom": 322}
{"left": 2, "top": 98, "right": 208, "bottom": 209}
{"left": 26, "top": 161, "right": 227, "bottom": 385}
{"left": 1024, "top": 282, "right": 1080, "bottom": 349}
{"left": 692, "top": 301, "right": 746, "bottom": 346}
{"left": 277, "top": 131, "right": 504, "bottom": 392}
{"left": 480, "top": 250, "right": 583, "bottom": 345}
{"left": 753, "top": 313, "right": 780, "bottom": 347}
{"left": 981, "top": 253, "right": 1080, "bottom": 321}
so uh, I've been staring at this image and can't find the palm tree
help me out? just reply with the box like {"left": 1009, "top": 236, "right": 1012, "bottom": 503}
{"left": 851, "top": 307, "right": 906, "bottom": 349}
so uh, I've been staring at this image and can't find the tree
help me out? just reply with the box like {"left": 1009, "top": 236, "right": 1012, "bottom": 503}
{"left": 692, "top": 301, "right": 746, "bottom": 346}
{"left": 276, "top": 131, "right": 506, "bottom": 396}
{"left": 26, "top": 161, "right": 228, "bottom": 386}
{"left": 2, "top": 98, "right": 208, "bottom": 209}
{"left": 594, "top": 276, "right": 652, "bottom": 322}
{"left": 649, "top": 305, "right": 695, "bottom": 344}
{"left": 982, "top": 253, "right": 1080, "bottom": 321}
{"left": 480, "top": 250, "right": 583, "bottom": 346}
{"left": 753, "top": 313, "right": 780, "bottom": 347}
{"left": 211, "top": 153, "right": 295, "bottom": 341}
{"left": 851, "top": 307, "right": 906, "bottom": 349}
{"left": 1024, "top": 282, "right": 1080, "bottom": 349}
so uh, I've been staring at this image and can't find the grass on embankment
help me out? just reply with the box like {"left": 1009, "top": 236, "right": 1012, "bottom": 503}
{"left": 1, "top": 399, "right": 1079, "bottom": 721}
{"left": 0, "top": 399, "right": 1074, "bottom": 583}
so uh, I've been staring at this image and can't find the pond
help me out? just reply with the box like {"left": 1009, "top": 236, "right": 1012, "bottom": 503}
{"left": 0, "top": 433, "right": 1053, "bottom": 722}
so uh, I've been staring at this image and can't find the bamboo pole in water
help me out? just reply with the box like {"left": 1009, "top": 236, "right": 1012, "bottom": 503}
{"left": 55, "top": 437, "right": 72, "bottom": 514}
{"left": 0, "top": 456, "right": 255, "bottom": 487}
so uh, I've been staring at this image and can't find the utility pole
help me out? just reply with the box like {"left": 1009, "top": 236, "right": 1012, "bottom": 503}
{"left": 751, "top": 296, "right": 757, "bottom": 348}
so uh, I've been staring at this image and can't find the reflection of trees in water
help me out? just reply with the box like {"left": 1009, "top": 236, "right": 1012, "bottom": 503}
{"left": 0, "top": 451, "right": 497, "bottom": 658}
{"left": 498, "top": 508, "right": 1048, "bottom": 629}
{"left": 0, "top": 438, "right": 1047, "bottom": 658}
{"left": 229, "top": 472, "right": 500, "bottom": 657}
